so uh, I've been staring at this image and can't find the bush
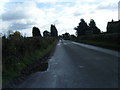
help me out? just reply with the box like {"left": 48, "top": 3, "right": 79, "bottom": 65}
{"left": 2, "top": 36, "right": 56, "bottom": 83}
{"left": 77, "top": 33, "right": 120, "bottom": 44}
{"left": 74, "top": 33, "right": 120, "bottom": 50}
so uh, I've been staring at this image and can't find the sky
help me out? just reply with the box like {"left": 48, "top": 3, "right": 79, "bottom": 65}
{"left": 0, "top": 0, "right": 119, "bottom": 36}
{"left": 118, "top": 1, "right": 120, "bottom": 20}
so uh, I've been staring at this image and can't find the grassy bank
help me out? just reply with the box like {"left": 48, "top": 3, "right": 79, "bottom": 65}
{"left": 77, "top": 40, "right": 120, "bottom": 51}
{"left": 71, "top": 33, "right": 120, "bottom": 51}
{"left": 2, "top": 37, "right": 57, "bottom": 84}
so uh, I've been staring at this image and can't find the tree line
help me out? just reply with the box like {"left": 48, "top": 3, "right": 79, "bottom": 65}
{"left": 2, "top": 18, "right": 119, "bottom": 39}
{"left": 62, "top": 18, "right": 120, "bottom": 40}
{"left": 2, "top": 24, "right": 58, "bottom": 39}
{"left": 32, "top": 24, "right": 58, "bottom": 37}
{"left": 74, "top": 18, "right": 101, "bottom": 37}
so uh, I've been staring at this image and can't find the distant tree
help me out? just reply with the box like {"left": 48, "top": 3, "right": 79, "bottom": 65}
{"left": 74, "top": 19, "right": 89, "bottom": 37}
{"left": 70, "top": 34, "right": 76, "bottom": 38}
{"left": 32, "top": 26, "right": 42, "bottom": 37}
{"left": 43, "top": 30, "right": 50, "bottom": 37}
{"left": 2, "top": 34, "right": 6, "bottom": 39}
{"left": 58, "top": 35, "right": 62, "bottom": 39}
{"left": 13, "top": 31, "right": 21, "bottom": 37}
{"left": 50, "top": 24, "right": 58, "bottom": 37}
{"left": 64, "top": 32, "right": 70, "bottom": 37}
{"left": 70, "top": 34, "right": 77, "bottom": 40}
{"left": 9, "top": 31, "right": 23, "bottom": 38}
{"left": 62, "top": 32, "right": 70, "bottom": 40}
{"left": 89, "top": 19, "right": 101, "bottom": 34}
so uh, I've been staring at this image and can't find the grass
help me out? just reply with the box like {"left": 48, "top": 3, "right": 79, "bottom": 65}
{"left": 71, "top": 33, "right": 120, "bottom": 51}
{"left": 2, "top": 37, "right": 57, "bottom": 84}
{"left": 77, "top": 40, "right": 120, "bottom": 51}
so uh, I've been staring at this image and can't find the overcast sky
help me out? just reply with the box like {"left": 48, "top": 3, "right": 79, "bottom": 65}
{"left": 0, "top": 0, "right": 119, "bottom": 36}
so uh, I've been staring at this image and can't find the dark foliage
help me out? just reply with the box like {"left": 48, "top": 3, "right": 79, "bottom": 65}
{"left": 77, "top": 33, "right": 120, "bottom": 44}
{"left": 74, "top": 19, "right": 89, "bottom": 36}
{"left": 2, "top": 35, "right": 6, "bottom": 39}
{"left": 50, "top": 24, "right": 58, "bottom": 37}
{"left": 2, "top": 36, "right": 56, "bottom": 82}
{"left": 74, "top": 18, "right": 101, "bottom": 37}
{"left": 8, "top": 31, "right": 23, "bottom": 39}
{"left": 32, "top": 27, "right": 42, "bottom": 37}
{"left": 89, "top": 19, "right": 101, "bottom": 34}
{"left": 43, "top": 30, "right": 50, "bottom": 37}
{"left": 71, "top": 33, "right": 120, "bottom": 51}
{"left": 62, "top": 32, "right": 70, "bottom": 40}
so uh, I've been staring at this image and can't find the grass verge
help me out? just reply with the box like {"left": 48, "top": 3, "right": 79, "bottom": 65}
{"left": 2, "top": 38, "right": 57, "bottom": 85}
{"left": 76, "top": 40, "right": 120, "bottom": 51}
{"left": 70, "top": 33, "right": 120, "bottom": 51}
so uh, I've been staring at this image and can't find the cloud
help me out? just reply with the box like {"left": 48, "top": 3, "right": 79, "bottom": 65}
{"left": 0, "top": 0, "right": 9, "bottom": 13}
{"left": 9, "top": 20, "right": 35, "bottom": 30}
{"left": 2, "top": 11, "right": 28, "bottom": 21}
{"left": 0, "top": 0, "right": 118, "bottom": 36}
{"left": 2, "top": 1, "right": 45, "bottom": 21}
{"left": 1, "top": 1, "right": 47, "bottom": 33}
{"left": 97, "top": 3, "right": 117, "bottom": 10}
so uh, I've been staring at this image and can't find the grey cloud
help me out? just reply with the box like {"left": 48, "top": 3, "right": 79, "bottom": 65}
{"left": 73, "top": 12, "right": 82, "bottom": 17}
{"left": 2, "top": 10, "right": 28, "bottom": 21}
{"left": 9, "top": 22, "right": 35, "bottom": 30}
{"left": 1, "top": 1, "right": 33, "bottom": 21}
{"left": 97, "top": 3, "right": 117, "bottom": 10}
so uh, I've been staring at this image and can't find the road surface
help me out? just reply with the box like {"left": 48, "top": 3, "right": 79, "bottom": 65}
{"left": 18, "top": 40, "right": 119, "bottom": 88}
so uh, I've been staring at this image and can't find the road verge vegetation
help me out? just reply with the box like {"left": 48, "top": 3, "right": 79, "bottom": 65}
{"left": 2, "top": 36, "right": 58, "bottom": 86}
{"left": 71, "top": 33, "right": 120, "bottom": 51}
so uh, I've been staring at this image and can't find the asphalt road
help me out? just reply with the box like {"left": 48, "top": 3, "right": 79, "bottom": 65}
{"left": 18, "top": 40, "right": 119, "bottom": 88}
